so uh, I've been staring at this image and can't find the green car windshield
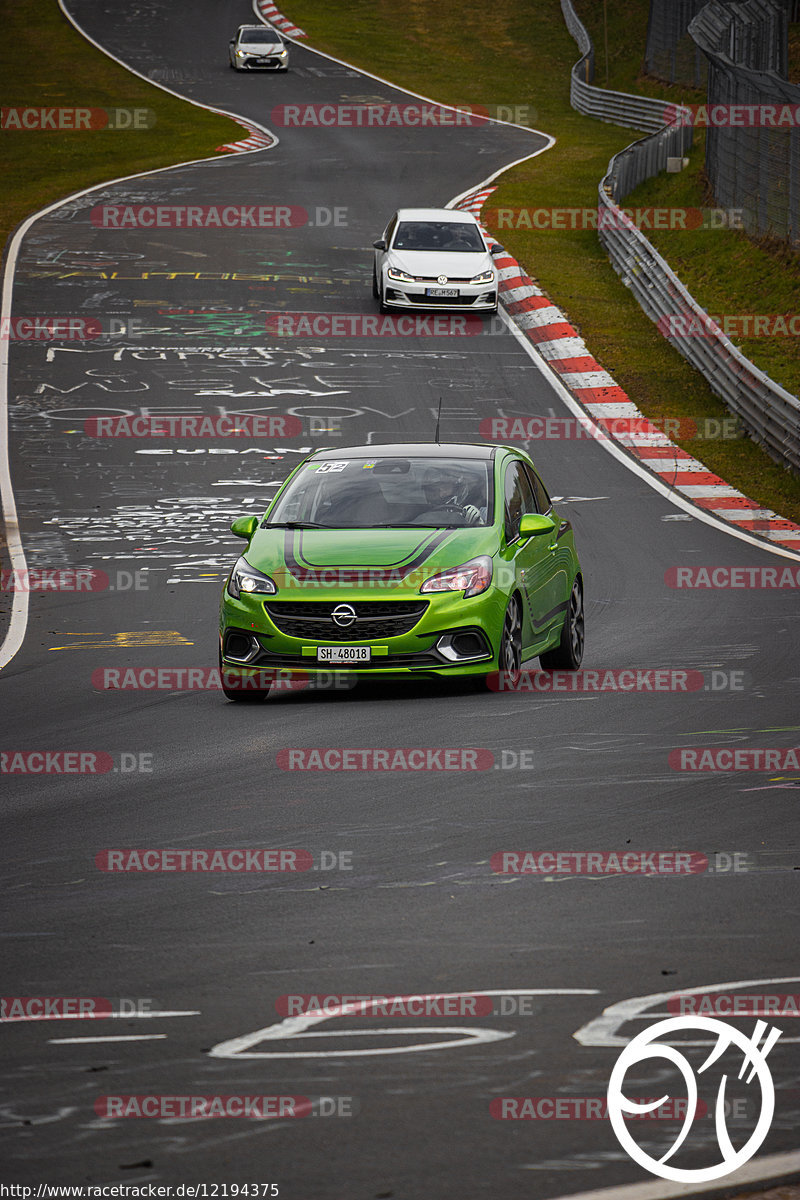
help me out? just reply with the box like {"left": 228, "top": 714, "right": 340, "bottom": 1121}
{"left": 266, "top": 456, "right": 493, "bottom": 528}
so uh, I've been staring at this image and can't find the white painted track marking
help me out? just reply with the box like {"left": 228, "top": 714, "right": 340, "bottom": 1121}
{"left": 573, "top": 977, "right": 800, "bottom": 1047}
{"left": 49, "top": 1034, "right": 168, "bottom": 1043}
{"left": 210, "top": 988, "right": 599, "bottom": 1059}
{"left": 1, "top": 1009, "right": 199, "bottom": 1023}
{"left": 533, "top": 1149, "right": 800, "bottom": 1199}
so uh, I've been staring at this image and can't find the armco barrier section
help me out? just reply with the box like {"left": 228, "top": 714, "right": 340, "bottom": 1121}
{"left": 561, "top": 0, "right": 800, "bottom": 475}
{"left": 690, "top": 0, "right": 799, "bottom": 245}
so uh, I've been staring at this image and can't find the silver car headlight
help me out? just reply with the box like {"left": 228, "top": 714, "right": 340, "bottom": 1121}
{"left": 387, "top": 267, "right": 416, "bottom": 284}
{"left": 227, "top": 557, "right": 277, "bottom": 599}
{"left": 470, "top": 269, "right": 495, "bottom": 285}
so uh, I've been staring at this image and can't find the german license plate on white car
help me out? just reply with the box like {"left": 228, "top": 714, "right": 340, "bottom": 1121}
{"left": 426, "top": 288, "right": 458, "bottom": 297}
{"left": 317, "top": 646, "right": 370, "bottom": 663}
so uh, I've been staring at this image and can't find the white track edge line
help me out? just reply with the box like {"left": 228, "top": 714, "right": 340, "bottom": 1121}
{"left": 537, "top": 1150, "right": 800, "bottom": 1200}
{"left": 492, "top": 307, "right": 800, "bottom": 562}
{"left": 0, "top": 5, "right": 284, "bottom": 671}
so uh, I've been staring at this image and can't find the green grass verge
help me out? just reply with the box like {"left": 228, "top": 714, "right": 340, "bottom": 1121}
{"left": 0, "top": 0, "right": 242, "bottom": 252}
{"left": 286, "top": 0, "right": 800, "bottom": 526}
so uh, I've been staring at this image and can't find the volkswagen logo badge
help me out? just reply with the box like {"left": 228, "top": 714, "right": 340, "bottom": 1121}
{"left": 437, "top": 274, "right": 448, "bottom": 285}
{"left": 331, "top": 603, "right": 357, "bottom": 628}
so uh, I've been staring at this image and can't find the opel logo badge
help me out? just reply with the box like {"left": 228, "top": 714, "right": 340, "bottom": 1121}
{"left": 437, "top": 274, "right": 448, "bottom": 285}
{"left": 332, "top": 603, "right": 357, "bottom": 628}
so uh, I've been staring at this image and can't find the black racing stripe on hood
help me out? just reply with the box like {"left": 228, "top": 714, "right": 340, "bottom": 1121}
{"left": 284, "top": 529, "right": 452, "bottom": 581}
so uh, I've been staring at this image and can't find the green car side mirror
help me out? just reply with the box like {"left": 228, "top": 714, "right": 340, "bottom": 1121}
{"left": 519, "top": 513, "right": 556, "bottom": 539}
{"left": 230, "top": 515, "right": 259, "bottom": 539}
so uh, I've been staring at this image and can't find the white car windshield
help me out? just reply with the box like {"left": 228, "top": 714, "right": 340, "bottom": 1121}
{"left": 392, "top": 222, "right": 486, "bottom": 253}
{"left": 241, "top": 29, "right": 281, "bottom": 42}
{"left": 266, "top": 457, "right": 492, "bottom": 528}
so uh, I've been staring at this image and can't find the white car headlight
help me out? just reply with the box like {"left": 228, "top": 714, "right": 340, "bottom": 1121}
{"left": 227, "top": 557, "right": 277, "bottom": 600}
{"left": 387, "top": 267, "right": 416, "bottom": 284}
{"left": 236, "top": 49, "right": 247, "bottom": 57}
{"left": 470, "top": 269, "right": 495, "bottom": 285}
{"left": 420, "top": 556, "right": 493, "bottom": 599}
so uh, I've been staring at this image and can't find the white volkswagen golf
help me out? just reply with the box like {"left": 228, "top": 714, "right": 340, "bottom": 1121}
{"left": 372, "top": 208, "right": 503, "bottom": 314}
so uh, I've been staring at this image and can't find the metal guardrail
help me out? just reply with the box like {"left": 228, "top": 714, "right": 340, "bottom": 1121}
{"left": 559, "top": 0, "right": 800, "bottom": 475}
{"left": 690, "top": 0, "right": 800, "bottom": 245}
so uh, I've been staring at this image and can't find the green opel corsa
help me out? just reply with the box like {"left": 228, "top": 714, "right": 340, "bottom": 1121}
{"left": 218, "top": 442, "right": 584, "bottom": 698}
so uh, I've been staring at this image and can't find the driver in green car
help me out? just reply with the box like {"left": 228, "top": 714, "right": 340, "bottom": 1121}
{"left": 420, "top": 466, "right": 484, "bottom": 525}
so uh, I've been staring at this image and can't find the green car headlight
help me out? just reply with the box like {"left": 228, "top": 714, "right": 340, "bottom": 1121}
{"left": 470, "top": 269, "right": 495, "bottom": 285}
{"left": 420, "top": 556, "right": 493, "bottom": 599}
{"left": 387, "top": 267, "right": 416, "bottom": 284}
{"left": 227, "top": 557, "right": 277, "bottom": 599}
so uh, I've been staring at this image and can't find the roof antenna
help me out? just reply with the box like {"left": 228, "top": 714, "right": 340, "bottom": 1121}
{"left": 434, "top": 394, "right": 442, "bottom": 444}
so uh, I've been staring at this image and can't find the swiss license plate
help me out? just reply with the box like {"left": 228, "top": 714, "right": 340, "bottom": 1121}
{"left": 426, "top": 287, "right": 458, "bottom": 297}
{"left": 317, "top": 646, "right": 371, "bottom": 663}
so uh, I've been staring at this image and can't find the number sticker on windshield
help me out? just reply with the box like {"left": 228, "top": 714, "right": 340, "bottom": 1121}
{"left": 307, "top": 461, "right": 349, "bottom": 473}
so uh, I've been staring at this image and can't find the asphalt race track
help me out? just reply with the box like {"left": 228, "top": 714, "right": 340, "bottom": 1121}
{"left": 1, "top": 0, "right": 798, "bottom": 1195}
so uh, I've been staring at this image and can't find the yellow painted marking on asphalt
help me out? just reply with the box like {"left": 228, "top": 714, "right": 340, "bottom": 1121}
{"left": 49, "top": 630, "right": 193, "bottom": 650}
